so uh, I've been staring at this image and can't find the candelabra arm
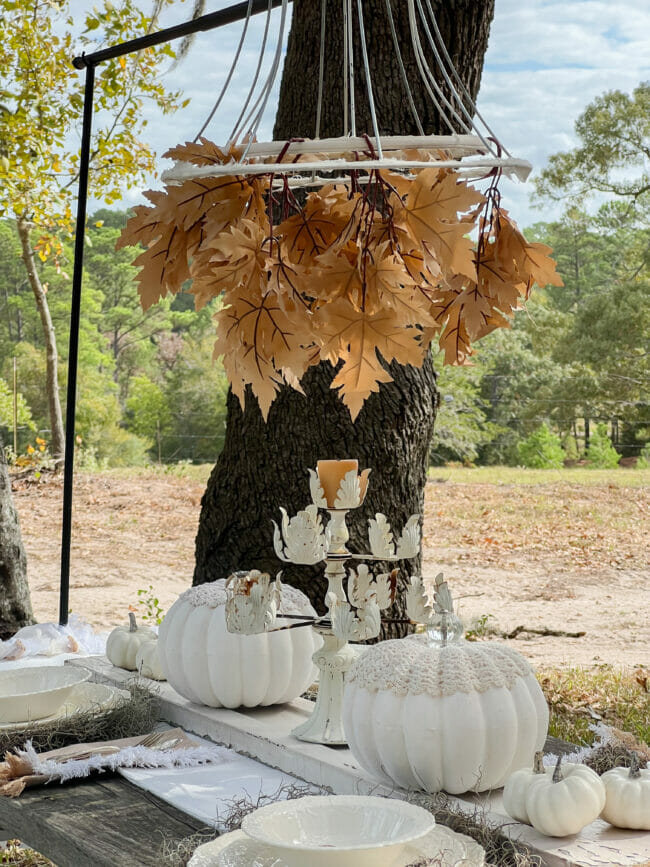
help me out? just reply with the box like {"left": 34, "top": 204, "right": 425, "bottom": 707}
{"left": 368, "top": 514, "right": 395, "bottom": 558}
{"left": 396, "top": 515, "right": 421, "bottom": 559}
{"left": 272, "top": 504, "right": 328, "bottom": 564}
{"left": 405, "top": 574, "right": 435, "bottom": 626}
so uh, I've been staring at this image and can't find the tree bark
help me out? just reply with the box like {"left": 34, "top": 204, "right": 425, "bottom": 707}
{"left": 0, "top": 433, "right": 34, "bottom": 639}
{"left": 17, "top": 218, "right": 65, "bottom": 468}
{"left": 194, "top": 0, "right": 495, "bottom": 636}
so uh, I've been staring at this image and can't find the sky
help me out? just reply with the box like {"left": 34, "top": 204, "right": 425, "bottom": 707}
{"left": 85, "top": 0, "right": 650, "bottom": 229}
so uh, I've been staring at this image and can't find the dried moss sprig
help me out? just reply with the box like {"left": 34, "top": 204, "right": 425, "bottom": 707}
{"left": 407, "top": 792, "right": 541, "bottom": 867}
{"left": 158, "top": 782, "right": 320, "bottom": 866}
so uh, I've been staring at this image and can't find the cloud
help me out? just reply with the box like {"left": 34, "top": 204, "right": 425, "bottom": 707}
{"left": 478, "top": 0, "right": 650, "bottom": 227}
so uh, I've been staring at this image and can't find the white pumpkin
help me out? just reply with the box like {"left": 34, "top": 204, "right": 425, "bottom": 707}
{"left": 526, "top": 755, "right": 605, "bottom": 837}
{"left": 135, "top": 638, "right": 166, "bottom": 681}
{"left": 342, "top": 633, "right": 549, "bottom": 794}
{"left": 158, "top": 579, "right": 321, "bottom": 708}
{"left": 106, "top": 613, "right": 157, "bottom": 671}
{"left": 600, "top": 756, "right": 650, "bottom": 830}
{"left": 503, "top": 751, "right": 547, "bottom": 824}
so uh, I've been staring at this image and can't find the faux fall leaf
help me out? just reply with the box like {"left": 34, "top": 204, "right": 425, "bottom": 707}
{"left": 395, "top": 168, "right": 484, "bottom": 281}
{"left": 315, "top": 298, "right": 426, "bottom": 419}
{"left": 206, "top": 218, "right": 269, "bottom": 299}
{"left": 163, "top": 137, "right": 243, "bottom": 167}
{"left": 118, "top": 138, "right": 561, "bottom": 419}
{"left": 131, "top": 222, "right": 201, "bottom": 309}
{"left": 214, "top": 290, "right": 297, "bottom": 418}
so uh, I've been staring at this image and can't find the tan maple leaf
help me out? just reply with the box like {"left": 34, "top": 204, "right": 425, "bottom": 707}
{"left": 214, "top": 284, "right": 316, "bottom": 419}
{"left": 214, "top": 290, "right": 292, "bottom": 418}
{"left": 116, "top": 196, "right": 170, "bottom": 252}
{"left": 132, "top": 222, "right": 201, "bottom": 310}
{"left": 437, "top": 298, "right": 473, "bottom": 365}
{"left": 163, "top": 137, "right": 243, "bottom": 167}
{"left": 361, "top": 243, "right": 435, "bottom": 326}
{"left": 168, "top": 175, "right": 256, "bottom": 233}
{"left": 206, "top": 219, "right": 269, "bottom": 296}
{"left": 278, "top": 190, "right": 349, "bottom": 264}
{"left": 493, "top": 209, "right": 563, "bottom": 292}
{"left": 315, "top": 298, "right": 426, "bottom": 419}
{"left": 396, "top": 168, "right": 484, "bottom": 281}
{"left": 311, "top": 243, "right": 363, "bottom": 308}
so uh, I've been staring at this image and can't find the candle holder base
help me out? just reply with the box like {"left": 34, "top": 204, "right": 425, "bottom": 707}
{"left": 292, "top": 633, "right": 359, "bottom": 745}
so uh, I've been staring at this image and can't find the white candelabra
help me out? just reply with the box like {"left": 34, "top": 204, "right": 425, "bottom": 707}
{"left": 224, "top": 460, "right": 421, "bottom": 745}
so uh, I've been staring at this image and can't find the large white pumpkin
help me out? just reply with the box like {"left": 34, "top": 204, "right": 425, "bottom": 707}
{"left": 342, "top": 634, "right": 549, "bottom": 794}
{"left": 158, "top": 579, "right": 320, "bottom": 708}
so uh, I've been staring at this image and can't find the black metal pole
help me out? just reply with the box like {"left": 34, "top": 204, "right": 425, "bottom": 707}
{"left": 60, "top": 0, "right": 291, "bottom": 625}
{"left": 59, "top": 64, "right": 95, "bottom": 626}
{"left": 72, "top": 0, "right": 286, "bottom": 69}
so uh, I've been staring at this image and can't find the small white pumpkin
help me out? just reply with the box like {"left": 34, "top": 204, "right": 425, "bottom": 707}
{"left": 343, "top": 630, "right": 549, "bottom": 794}
{"left": 158, "top": 579, "right": 320, "bottom": 708}
{"left": 106, "top": 612, "right": 157, "bottom": 671}
{"left": 600, "top": 755, "right": 650, "bottom": 830}
{"left": 525, "top": 755, "right": 606, "bottom": 837}
{"left": 503, "top": 751, "right": 547, "bottom": 824}
{"left": 135, "top": 637, "right": 166, "bottom": 681}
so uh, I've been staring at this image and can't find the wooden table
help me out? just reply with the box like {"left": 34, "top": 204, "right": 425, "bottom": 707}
{"left": 0, "top": 774, "right": 206, "bottom": 866}
{"left": 0, "top": 735, "right": 578, "bottom": 867}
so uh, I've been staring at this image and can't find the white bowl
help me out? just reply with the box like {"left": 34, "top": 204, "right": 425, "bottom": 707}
{"left": 0, "top": 666, "right": 91, "bottom": 723}
{"left": 241, "top": 795, "right": 435, "bottom": 867}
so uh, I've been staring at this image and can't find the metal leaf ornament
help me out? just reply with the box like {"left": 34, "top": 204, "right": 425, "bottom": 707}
{"left": 119, "top": 139, "right": 563, "bottom": 420}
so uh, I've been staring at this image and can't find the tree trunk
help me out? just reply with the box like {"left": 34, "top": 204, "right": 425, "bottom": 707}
{"left": 17, "top": 218, "right": 65, "bottom": 468}
{"left": 194, "top": 0, "right": 495, "bottom": 636}
{"left": 0, "top": 434, "right": 34, "bottom": 639}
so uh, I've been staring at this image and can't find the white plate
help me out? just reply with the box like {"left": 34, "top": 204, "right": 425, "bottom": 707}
{"left": 188, "top": 826, "right": 485, "bottom": 867}
{"left": 0, "top": 681, "right": 130, "bottom": 730}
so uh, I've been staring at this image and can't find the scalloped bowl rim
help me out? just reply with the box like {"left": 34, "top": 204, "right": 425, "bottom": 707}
{"left": 241, "top": 795, "right": 435, "bottom": 853}
{"left": 0, "top": 666, "right": 91, "bottom": 699}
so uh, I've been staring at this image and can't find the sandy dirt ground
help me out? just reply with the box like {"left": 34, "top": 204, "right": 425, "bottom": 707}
{"left": 12, "top": 469, "right": 649, "bottom": 669}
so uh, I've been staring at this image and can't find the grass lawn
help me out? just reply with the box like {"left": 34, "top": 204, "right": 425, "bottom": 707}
{"left": 428, "top": 465, "right": 650, "bottom": 488}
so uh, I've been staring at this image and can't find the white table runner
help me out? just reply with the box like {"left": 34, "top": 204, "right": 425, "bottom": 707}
{"left": 119, "top": 729, "right": 318, "bottom": 827}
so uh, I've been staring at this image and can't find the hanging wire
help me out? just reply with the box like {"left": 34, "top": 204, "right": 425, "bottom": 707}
{"left": 193, "top": 0, "right": 254, "bottom": 141}
{"left": 383, "top": 0, "right": 424, "bottom": 136}
{"left": 227, "top": 0, "right": 273, "bottom": 145}
{"left": 405, "top": 0, "right": 456, "bottom": 134}
{"left": 407, "top": 0, "right": 471, "bottom": 136}
{"left": 356, "top": 0, "right": 382, "bottom": 156}
{"left": 240, "top": 0, "right": 289, "bottom": 158}
{"left": 314, "top": 0, "right": 327, "bottom": 138}
{"left": 414, "top": 0, "right": 495, "bottom": 155}
{"left": 345, "top": 0, "right": 356, "bottom": 136}
{"left": 423, "top": 0, "right": 509, "bottom": 156}
{"left": 342, "top": 0, "right": 349, "bottom": 136}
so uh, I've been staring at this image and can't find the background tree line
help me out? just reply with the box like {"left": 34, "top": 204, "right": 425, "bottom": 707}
{"left": 1, "top": 196, "right": 648, "bottom": 469}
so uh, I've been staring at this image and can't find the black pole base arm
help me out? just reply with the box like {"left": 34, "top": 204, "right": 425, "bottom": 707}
{"left": 72, "top": 0, "right": 288, "bottom": 69}
{"left": 60, "top": 0, "right": 292, "bottom": 625}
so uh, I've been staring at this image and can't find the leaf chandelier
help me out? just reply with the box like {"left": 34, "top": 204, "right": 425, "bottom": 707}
{"left": 119, "top": 0, "right": 562, "bottom": 419}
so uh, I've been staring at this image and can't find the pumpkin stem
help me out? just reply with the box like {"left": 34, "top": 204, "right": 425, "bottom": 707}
{"left": 629, "top": 752, "right": 641, "bottom": 779}
{"left": 128, "top": 611, "right": 137, "bottom": 632}
{"left": 552, "top": 754, "right": 563, "bottom": 783}
{"left": 533, "top": 751, "right": 545, "bottom": 774}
